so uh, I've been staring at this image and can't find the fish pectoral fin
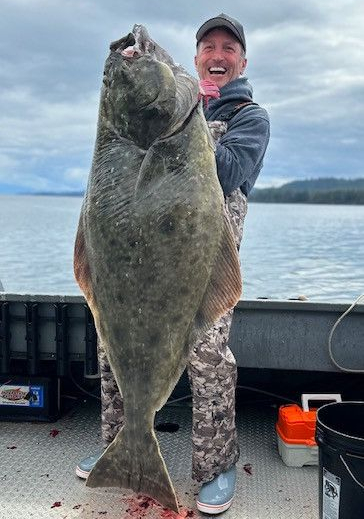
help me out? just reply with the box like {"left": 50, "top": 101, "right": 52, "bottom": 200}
{"left": 86, "top": 427, "right": 179, "bottom": 513}
{"left": 196, "top": 211, "right": 242, "bottom": 329}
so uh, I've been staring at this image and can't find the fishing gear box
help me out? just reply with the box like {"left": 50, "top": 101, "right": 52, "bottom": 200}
{"left": 0, "top": 376, "right": 60, "bottom": 421}
{"left": 276, "top": 394, "right": 341, "bottom": 467}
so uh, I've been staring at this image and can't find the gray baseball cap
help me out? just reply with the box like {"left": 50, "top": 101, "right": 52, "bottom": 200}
{"left": 196, "top": 13, "right": 246, "bottom": 53}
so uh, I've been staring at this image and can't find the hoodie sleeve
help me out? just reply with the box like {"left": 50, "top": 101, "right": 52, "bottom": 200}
{"left": 215, "top": 107, "right": 270, "bottom": 197}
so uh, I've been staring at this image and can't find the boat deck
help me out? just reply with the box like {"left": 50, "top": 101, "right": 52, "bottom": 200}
{"left": 0, "top": 397, "right": 318, "bottom": 519}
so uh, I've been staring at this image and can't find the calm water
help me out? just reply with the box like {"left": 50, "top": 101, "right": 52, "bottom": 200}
{"left": 0, "top": 195, "right": 363, "bottom": 302}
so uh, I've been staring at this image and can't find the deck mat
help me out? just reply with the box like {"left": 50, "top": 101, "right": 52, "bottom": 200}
{"left": 0, "top": 398, "right": 318, "bottom": 519}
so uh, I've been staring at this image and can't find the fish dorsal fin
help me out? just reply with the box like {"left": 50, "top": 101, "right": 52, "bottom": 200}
{"left": 196, "top": 209, "right": 242, "bottom": 331}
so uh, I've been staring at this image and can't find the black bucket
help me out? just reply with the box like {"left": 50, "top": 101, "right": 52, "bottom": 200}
{"left": 316, "top": 402, "right": 364, "bottom": 519}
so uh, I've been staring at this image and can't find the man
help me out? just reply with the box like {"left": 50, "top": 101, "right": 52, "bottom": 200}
{"left": 76, "top": 13, "right": 270, "bottom": 515}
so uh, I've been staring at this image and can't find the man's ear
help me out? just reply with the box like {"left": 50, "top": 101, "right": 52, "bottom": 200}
{"left": 240, "top": 58, "right": 247, "bottom": 75}
{"left": 194, "top": 55, "right": 198, "bottom": 69}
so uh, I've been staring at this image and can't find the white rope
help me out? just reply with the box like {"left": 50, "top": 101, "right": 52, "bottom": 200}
{"left": 328, "top": 294, "right": 364, "bottom": 373}
{"left": 340, "top": 454, "right": 364, "bottom": 491}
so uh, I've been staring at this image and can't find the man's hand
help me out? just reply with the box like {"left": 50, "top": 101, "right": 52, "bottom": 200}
{"left": 198, "top": 80, "right": 220, "bottom": 107}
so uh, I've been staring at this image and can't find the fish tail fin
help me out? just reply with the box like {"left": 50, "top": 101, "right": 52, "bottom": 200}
{"left": 86, "top": 426, "right": 179, "bottom": 513}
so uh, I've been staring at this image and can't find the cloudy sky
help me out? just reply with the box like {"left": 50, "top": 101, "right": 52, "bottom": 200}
{"left": 1, "top": 0, "right": 363, "bottom": 193}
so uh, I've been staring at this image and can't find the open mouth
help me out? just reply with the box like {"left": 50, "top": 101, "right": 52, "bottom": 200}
{"left": 208, "top": 67, "right": 227, "bottom": 76}
{"left": 120, "top": 45, "right": 140, "bottom": 58}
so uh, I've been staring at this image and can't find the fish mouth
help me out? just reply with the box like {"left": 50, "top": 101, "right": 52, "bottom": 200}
{"left": 109, "top": 25, "right": 157, "bottom": 61}
{"left": 109, "top": 34, "right": 140, "bottom": 63}
{"left": 110, "top": 32, "right": 135, "bottom": 52}
{"left": 103, "top": 31, "right": 145, "bottom": 86}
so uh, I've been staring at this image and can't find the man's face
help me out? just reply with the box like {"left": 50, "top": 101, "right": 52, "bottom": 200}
{"left": 195, "top": 28, "right": 247, "bottom": 89}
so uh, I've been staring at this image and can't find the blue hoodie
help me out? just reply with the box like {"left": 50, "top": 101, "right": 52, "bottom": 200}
{"left": 203, "top": 77, "right": 270, "bottom": 197}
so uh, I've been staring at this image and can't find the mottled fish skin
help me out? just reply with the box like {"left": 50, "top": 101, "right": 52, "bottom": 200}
{"left": 74, "top": 24, "right": 241, "bottom": 513}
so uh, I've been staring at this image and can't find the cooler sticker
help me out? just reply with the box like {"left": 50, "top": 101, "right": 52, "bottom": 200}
{"left": 0, "top": 384, "right": 44, "bottom": 407}
{"left": 323, "top": 468, "right": 341, "bottom": 519}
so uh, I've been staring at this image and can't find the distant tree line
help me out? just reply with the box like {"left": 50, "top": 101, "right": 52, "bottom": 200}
{"left": 250, "top": 178, "right": 364, "bottom": 204}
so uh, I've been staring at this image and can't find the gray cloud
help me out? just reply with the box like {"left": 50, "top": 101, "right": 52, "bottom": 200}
{"left": 0, "top": 0, "right": 363, "bottom": 192}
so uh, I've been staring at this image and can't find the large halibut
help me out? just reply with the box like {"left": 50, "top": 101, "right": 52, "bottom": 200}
{"left": 74, "top": 24, "right": 242, "bottom": 513}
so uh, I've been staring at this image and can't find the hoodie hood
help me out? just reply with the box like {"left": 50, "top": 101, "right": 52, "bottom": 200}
{"left": 201, "top": 74, "right": 270, "bottom": 198}
{"left": 203, "top": 76, "right": 253, "bottom": 120}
